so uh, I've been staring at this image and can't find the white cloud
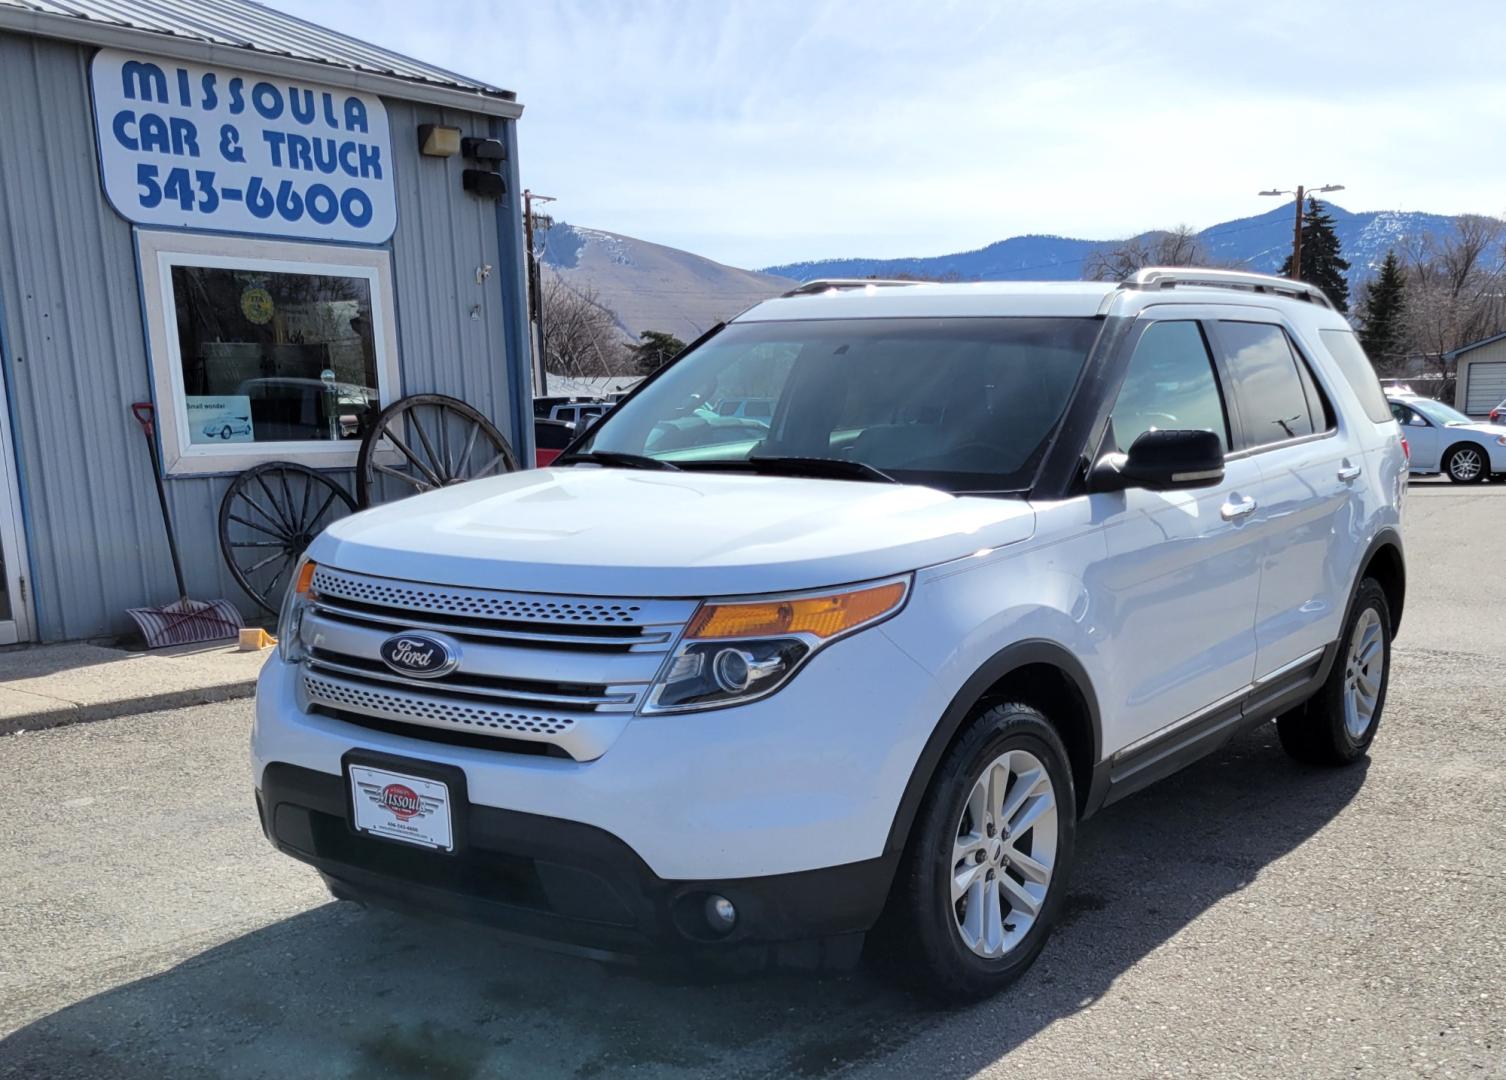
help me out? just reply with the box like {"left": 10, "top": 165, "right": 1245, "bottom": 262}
{"left": 270, "top": 0, "right": 1506, "bottom": 268}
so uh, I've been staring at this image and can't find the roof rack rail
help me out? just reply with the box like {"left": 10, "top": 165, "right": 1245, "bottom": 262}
{"left": 780, "top": 278, "right": 921, "bottom": 298}
{"left": 1119, "top": 267, "right": 1335, "bottom": 310}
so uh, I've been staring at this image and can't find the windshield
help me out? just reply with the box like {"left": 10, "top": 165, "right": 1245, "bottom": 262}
{"left": 1410, "top": 398, "right": 1475, "bottom": 426}
{"left": 575, "top": 317, "right": 1102, "bottom": 493}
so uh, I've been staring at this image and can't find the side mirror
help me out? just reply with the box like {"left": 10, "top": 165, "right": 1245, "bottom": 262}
{"left": 1091, "top": 429, "right": 1225, "bottom": 492}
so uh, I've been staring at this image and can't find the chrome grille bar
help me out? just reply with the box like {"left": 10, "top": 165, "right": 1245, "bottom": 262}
{"left": 309, "top": 597, "right": 676, "bottom": 649}
{"left": 305, "top": 655, "right": 639, "bottom": 710}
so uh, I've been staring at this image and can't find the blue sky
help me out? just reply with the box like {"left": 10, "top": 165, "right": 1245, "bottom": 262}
{"left": 272, "top": 0, "right": 1506, "bottom": 270}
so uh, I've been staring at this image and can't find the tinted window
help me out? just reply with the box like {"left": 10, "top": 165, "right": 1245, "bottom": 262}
{"left": 1109, "top": 321, "right": 1228, "bottom": 452}
{"left": 1218, "top": 322, "right": 1315, "bottom": 449}
{"left": 1319, "top": 329, "right": 1395, "bottom": 424}
{"left": 581, "top": 317, "right": 1102, "bottom": 493}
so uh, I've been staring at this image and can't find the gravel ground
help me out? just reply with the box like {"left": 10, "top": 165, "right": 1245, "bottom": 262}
{"left": 2, "top": 479, "right": 1504, "bottom": 1079}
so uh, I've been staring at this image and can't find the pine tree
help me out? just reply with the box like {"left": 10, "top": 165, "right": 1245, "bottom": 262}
{"left": 1278, "top": 196, "right": 1351, "bottom": 312}
{"left": 1358, "top": 250, "right": 1406, "bottom": 368}
{"left": 631, "top": 330, "right": 688, "bottom": 375}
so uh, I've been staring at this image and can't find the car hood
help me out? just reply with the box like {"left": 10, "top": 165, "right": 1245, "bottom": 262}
{"left": 1448, "top": 422, "right": 1506, "bottom": 439}
{"left": 308, "top": 466, "right": 1036, "bottom": 597}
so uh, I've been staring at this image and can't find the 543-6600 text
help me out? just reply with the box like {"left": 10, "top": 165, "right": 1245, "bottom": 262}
{"left": 136, "top": 164, "right": 375, "bottom": 228}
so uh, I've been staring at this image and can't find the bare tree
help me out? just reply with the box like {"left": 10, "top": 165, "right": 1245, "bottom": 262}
{"left": 1083, "top": 225, "right": 1208, "bottom": 281}
{"left": 1396, "top": 215, "right": 1506, "bottom": 390}
{"left": 539, "top": 274, "right": 630, "bottom": 378}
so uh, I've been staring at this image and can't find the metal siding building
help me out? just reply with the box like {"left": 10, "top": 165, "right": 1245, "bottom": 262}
{"left": 1449, "top": 333, "right": 1506, "bottom": 418}
{"left": 0, "top": 2, "right": 531, "bottom": 642}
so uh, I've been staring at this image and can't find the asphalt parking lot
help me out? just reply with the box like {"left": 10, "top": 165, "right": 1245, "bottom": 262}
{"left": 2, "top": 478, "right": 1504, "bottom": 1079}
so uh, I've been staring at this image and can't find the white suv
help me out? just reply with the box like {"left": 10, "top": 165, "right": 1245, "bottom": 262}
{"left": 254, "top": 269, "right": 1406, "bottom": 1000}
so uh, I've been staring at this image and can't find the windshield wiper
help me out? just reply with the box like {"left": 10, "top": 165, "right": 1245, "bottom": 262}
{"left": 555, "top": 451, "right": 681, "bottom": 471}
{"left": 740, "top": 455, "right": 898, "bottom": 484}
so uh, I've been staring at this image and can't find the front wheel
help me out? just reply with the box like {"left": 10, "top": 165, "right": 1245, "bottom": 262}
{"left": 885, "top": 702, "right": 1076, "bottom": 1001}
{"left": 1277, "top": 578, "right": 1392, "bottom": 765}
{"left": 1444, "top": 444, "right": 1487, "bottom": 483}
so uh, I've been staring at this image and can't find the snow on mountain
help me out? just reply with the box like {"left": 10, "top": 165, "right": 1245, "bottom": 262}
{"left": 762, "top": 205, "right": 1464, "bottom": 285}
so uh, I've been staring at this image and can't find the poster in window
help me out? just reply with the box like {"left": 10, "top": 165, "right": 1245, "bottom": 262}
{"left": 187, "top": 395, "right": 255, "bottom": 444}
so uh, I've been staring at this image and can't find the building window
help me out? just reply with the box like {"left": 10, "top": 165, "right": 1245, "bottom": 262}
{"left": 138, "top": 231, "right": 399, "bottom": 475}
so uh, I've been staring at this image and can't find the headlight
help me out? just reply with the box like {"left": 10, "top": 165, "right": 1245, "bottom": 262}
{"left": 276, "top": 559, "right": 318, "bottom": 663}
{"left": 642, "top": 577, "right": 910, "bottom": 713}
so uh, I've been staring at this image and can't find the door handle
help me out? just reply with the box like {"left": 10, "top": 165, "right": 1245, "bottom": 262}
{"left": 1337, "top": 464, "right": 1362, "bottom": 482}
{"left": 1220, "top": 496, "right": 1257, "bottom": 521}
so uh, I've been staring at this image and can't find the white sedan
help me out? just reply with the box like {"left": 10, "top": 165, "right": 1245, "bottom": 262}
{"left": 1388, "top": 395, "right": 1506, "bottom": 482}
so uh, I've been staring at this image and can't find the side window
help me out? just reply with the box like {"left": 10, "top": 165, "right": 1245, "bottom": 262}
{"left": 1293, "top": 344, "right": 1337, "bottom": 433}
{"left": 1109, "top": 320, "right": 1229, "bottom": 453}
{"left": 1388, "top": 401, "right": 1412, "bottom": 425}
{"left": 1319, "top": 329, "right": 1394, "bottom": 424}
{"left": 1217, "top": 321, "right": 1316, "bottom": 449}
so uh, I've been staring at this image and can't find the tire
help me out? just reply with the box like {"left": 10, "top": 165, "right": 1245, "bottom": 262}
{"left": 884, "top": 702, "right": 1076, "bottom": 1002}
{"left": 220, "top": 425, "right": 232, "bottom": 439}
{"left": 1277, "top": 578, "right": 1391, "bottom": 766}
{"left": 1443, "top": 443, "right": 1488, "bottom": 483}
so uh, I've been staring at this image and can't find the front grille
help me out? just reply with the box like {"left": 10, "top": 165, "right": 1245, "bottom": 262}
{"left": 303, "top": 670, "right": 576, "bottom": 737}
{"left": 312, "top": 566, "right": 654, "bottom": 626}
{"left": 298, "top": 566, "right": 696, "bottom": 760}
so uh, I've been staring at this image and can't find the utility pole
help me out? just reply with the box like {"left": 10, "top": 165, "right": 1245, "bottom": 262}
{"left": 522, "top": 189, "right": 556, "bottom": 394}
{"left": 1259, "top": 183, "right": 1345, "bottom": 281}
{"left": 1291, "top": 184, "right": 1304, "bottom": 283}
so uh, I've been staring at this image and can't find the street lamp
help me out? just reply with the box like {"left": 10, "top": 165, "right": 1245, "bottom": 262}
{"left": 1260, "top": 184, "right": 1345, "bottom": 281}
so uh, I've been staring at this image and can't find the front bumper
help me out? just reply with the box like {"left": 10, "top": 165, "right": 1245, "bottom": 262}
{"left": 256, "top": 761, "right": 886, "bottom": 969}
{"left": 252, "top": 620, "right": 942, "bottom": 961}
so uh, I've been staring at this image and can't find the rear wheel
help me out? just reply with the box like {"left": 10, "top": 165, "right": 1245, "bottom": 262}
{"left": 1277, "top": 578, "right": 1391, "bottom": 765}
{"left": 1444, "top": 443, "right": 1487, "bottom": 483}
{"left": 885, "top": 702, "right": 1075, "bottom": 1001}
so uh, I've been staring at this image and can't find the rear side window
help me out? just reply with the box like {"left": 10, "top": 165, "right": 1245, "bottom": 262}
{"left": 1319, "top": 329, "right": 1394, "bottom": 424}
{"left": 1109, "top": 320, "right": 1229, "bottom": 452}
{"left": 1217, "top": 321, "right": 1317, "bottom": 450}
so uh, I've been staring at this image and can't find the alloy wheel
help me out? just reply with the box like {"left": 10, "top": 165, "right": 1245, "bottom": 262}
{"left": 1450, "top": 447, "right": 1483, "bottom": 481}
{"left": 1342, "top": 607, "right": 1385, "bottom": 739}
{"left": 950, "top": 748, "right": 1058, "bottom": 958}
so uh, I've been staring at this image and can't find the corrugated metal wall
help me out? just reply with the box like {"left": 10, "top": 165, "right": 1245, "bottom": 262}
{"left": 0, "top": 31, "right": 525, "bottom": 641}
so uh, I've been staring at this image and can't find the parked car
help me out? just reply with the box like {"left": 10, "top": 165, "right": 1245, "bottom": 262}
{"left": 1387, "top": 394, "right": 1506, "bottom": 482}
{"left": 712, "top": 397, "right": 777, "bottom": 424}
{"left": 236, "top": 376, "right": 376, "bottom": 441}
{"left": 549, "top": 401, "right": 609, "bottom": 426}
{"left": 533, "top": 416, "right": 577, "bottom": 467}
{"left": 201, "top": 414, "right": 253, "bottom": 439}
{"left": 534, "top": 394, "right": 595, "bottom": 419}
{"left": 255, "top": 269, "right": 1405, "bottom": 1000}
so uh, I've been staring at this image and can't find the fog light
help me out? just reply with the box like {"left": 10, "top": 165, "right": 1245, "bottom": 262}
{"left": 705, "top": 894, "right": 737, "bottom": 933}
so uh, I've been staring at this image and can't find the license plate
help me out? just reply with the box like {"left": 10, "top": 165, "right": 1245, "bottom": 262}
{"left": 348, "top": 764, "right": 454, "bottom": 852}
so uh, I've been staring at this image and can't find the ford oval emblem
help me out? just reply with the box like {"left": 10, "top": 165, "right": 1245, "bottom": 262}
{"left": 379, "top": 632, "right": 460, "bottom": 679}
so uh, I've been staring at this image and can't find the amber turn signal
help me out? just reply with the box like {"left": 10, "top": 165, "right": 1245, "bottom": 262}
{"left": 686, "top": 580, "right": 907, "bottom": 641}
{"left": 294, "top": 561, "right": 318, "bottom": 596}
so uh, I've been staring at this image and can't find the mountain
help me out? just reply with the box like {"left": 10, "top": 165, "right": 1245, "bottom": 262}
{"left": 761, "top": 204, "right": 1461, "bottom": 285}
{"left": 540, "top": 222, "right": 796, "bottom": 342}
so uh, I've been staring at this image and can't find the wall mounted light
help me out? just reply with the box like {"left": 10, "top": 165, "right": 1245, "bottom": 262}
{"left": 417, "top": 124, "right": 462, "bottom": 157}
{"left": 463, "top": 169, "right": 506, "bottom": 199}
{"left": 461, "top": 137, "right": 507, "bottom": 162}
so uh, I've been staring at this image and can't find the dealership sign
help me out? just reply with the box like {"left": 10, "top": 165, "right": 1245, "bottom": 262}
{"left": 90, "top": 49, "right": 396, "bottom": 243}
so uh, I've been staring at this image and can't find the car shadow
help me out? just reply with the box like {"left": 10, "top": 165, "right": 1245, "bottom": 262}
{"left": 0, "top": 723, "right": 1366, "bottom": 1080}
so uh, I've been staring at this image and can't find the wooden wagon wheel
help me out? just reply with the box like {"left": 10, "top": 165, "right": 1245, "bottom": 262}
{"left": 218, "top": 462, "right": 356, "bottom": 614}
{"left": 356, "top": 393, "right": 519, "bottom": 507}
